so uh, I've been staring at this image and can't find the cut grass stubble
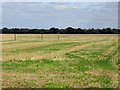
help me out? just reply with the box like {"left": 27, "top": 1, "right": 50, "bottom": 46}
{"left": 2, "top": 34, "right": 118, "bottom": 88}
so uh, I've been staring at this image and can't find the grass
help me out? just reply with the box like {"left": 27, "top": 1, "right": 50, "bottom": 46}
{"left": 9, "top": 42, "right": 80, "bottom": 53}
{"left": 2, "top": 34, "right": 118, "bottom": 88}
{"left": 42, "top": 82, "right": 72, "bottom": 88}
{"left": 3, "top": 59, "right": 61, "bottom": 73}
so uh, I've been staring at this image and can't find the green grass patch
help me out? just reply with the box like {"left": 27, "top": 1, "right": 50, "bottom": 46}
{"left": 9, "top": 42, "right": 80, "bottom": 53}
{"left": 94, "top": 50, "right": 117, "bottom": 70}
{"left": 92, "top": 76, "right": 112, "bottom": 84}
{"left": 42, "top": 82, "right": 72, "bottom": 88}
{"left": 3, "top": 59, "right": 62, "bottom": 73}
{"left": 66, "top": 42, "right": 117, "bottom": 71}
{"left": 3, "top": 59, "right": 85, "bottom": 73}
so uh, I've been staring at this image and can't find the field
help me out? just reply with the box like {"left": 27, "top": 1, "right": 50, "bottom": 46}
{"left": 1, "top": 34, "right": 119, "bottom": 88}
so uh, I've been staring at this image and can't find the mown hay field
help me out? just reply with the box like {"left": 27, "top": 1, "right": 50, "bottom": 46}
{"left": 1, "top": 34, "right": 119, "bottom": 88}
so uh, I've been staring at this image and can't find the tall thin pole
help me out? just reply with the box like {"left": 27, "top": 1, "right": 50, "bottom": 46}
{"left": 41, "top": 32, "right": 43, "bottom": 41}
{"left": 58, "top": 31, "right": 60, "bottom": 40}
{"left": 14, "top": 29, "right": 16, "bottom": 40}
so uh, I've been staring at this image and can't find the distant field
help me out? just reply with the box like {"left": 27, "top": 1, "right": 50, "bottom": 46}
{"left": 1, "top": 34, "right": 119, "bottom": 88}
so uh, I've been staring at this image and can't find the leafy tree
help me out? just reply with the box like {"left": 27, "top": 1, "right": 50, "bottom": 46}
{"left": 50, "top": 27, "right": 59, "bottom": 34}
{"left": 1, "top": 27, "right": 119, "bottom": 34}
{"left": 65, "top": 27, "right": 75, "bottom": 34}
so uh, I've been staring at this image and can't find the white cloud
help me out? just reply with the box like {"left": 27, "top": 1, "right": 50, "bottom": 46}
{"left": 52, "top": 4, "right": 80, "bottom": 10}
{"left": 54, "top": 5, "right": 68, "bottom": 10}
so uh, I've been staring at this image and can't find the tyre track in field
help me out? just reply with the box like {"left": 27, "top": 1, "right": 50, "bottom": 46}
{"left": 39, "top": 39, "right": 114, "bottom": 61}
{"left": 3, "top": 41, "right": 94, "bottom": 61}
{"left": 7, "top": 36, "right": 112, "bottom": 53}
{"left": 3, "top": 37, "right": 115, "bottom": 61}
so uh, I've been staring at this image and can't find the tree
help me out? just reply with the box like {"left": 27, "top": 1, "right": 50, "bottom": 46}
{"left": 50, "top": 27, "right": 59, "bottom": 34}
{"left": 76, "top": 28, "right": 81, "bottom": 34}
{"left": 1, "top": 27, "right": 119, "bottom": 34}
{"left": 2, "top": 27, "right": 9, "bottom": 33}
{"left": 90, "top": 28, "right": 96, "bottom": 34}
{"left": 65, "top": 27, "right": 75, "bottom": 34}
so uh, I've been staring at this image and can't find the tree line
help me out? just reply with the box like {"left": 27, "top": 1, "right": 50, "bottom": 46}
{"left": 1, "top": 27, "right": 120, "bottom": 34}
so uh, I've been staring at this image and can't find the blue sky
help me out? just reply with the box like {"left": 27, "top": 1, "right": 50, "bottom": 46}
{"left": 2, "top": 2, "right": 118, "bottom": 29}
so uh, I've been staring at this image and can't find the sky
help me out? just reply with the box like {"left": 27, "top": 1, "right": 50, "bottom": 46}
{"left": 1, "top": 0, "right": 120, "bottom": 2}
{"left": 1, "top": 2, "right": 118, "bottom": 29}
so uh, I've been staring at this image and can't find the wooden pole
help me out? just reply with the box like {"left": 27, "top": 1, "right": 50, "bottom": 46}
{"left": 14, "top": 29, "right": 16, "bottom": 40}
{"left": 14, "top": 33, "right": 16, "bottom": 40}
{"left": 58, "top": 31, "right": 60, "bottom": 40}
{"left": 41, "top": 33, "right": 43, "bottom": 40}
